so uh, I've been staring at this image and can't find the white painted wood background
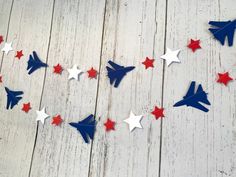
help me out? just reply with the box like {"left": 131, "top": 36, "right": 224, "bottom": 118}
{"left": 0, "top": 0, "right": 235, "bottom": 177}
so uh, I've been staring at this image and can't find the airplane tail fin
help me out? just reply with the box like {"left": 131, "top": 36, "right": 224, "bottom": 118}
{"left": 200, "top": 92, "right": 211, "bottom": 105}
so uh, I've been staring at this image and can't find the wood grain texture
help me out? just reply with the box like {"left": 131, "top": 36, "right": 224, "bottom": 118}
{"left": 0, "top": 0, "right": 54, "bottom": 177}
{"left": 0, "top": 0, "right": 235, "bottom": 177}
{"left": 29, "top": 0, "right": 106, "bottom": 177}
{"left": 89, "top": 0, "right": 166, "bottom": 177}
{"left": 160, "top": 0, "right": 236, "bottom": 177}
{"left": 0, "top": 0, "right": 13, "bottom": 66}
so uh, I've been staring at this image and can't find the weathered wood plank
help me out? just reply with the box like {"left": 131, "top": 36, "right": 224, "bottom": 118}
{"left": 29, "top": 0, "right": 106, "bottom": 177}
{"left": 0, "top": 0, "right": 13, "bottom": 65}
{"left": 88, "top": 0, "right": 167, "bottom": 176}
{"left": 0, "top": 0, "right": 54, "bottom": 177}
{"left": 160, "top": 0, "right": 236, "bottom": 177}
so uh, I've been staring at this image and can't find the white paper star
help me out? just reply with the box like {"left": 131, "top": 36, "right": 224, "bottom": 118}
{"left": 67, "top": 65, "right": 83, "bottom": 80}
{"left": 36, "top": 107, "right": 49, "bottom": 124}
{"left": 160, "top": 48, "right": 181, "bottom": 66}
{"left": 1, "top": 42, "right": 13, "bottom": 55}
{"left": 123, "top": 111, "right": 143, "bottom": 132}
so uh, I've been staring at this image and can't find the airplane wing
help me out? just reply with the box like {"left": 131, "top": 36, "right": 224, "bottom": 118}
{"left": 106, "top": 66, "right": 116, "bottom": 85}
{"left": 78, "top": 127, "right": 89, "bottom": 143}
{"left": 184, "top": 81, "right": 195, "bottom": 98}
{"left": 6, "top": 97, "right": 11, "bottom": 109}
{"left": 108, "top": 60, "right": 123, "bottom": 70}
{"left": 208, "top": 21, "right": 230, "bottom": 28}
{"left": 190, "top": 102, "right": 209, "bottom": 112}
{"left": 227, "top": 29, "right": 235, "bottom": 46}
{"left": 114, "top": 76, "right": 123, "bottom": 88}
{"left": 27, "top": 54, "right": 34, "bottom": 70}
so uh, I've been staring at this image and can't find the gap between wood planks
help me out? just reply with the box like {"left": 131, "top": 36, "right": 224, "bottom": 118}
{"left": 0, "top": 0, "right": 14, "bottom": 72}
{"left": 0, "top": 0, "right": 169, "bottom": 176}
{"left": 27, "top": 0, "right": 56, "bottom": 176}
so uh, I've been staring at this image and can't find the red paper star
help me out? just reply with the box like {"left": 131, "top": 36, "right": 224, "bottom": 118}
{"left": 104, "top": 118, "right": 115, "bottom": 131}
{"left": 187, "top": 39, "right": 201, "bottom": 52}
{"left": 217, "top": 72, "right": 233, "bottom": 86}
{"left": 0, "top": 35, "right": 3, "bottom": 44}
{"left": 22, "top": 103, "right": 31, "bottom": 113}
{"left": 87, "top": 67, "right": 98, "bottom": 79}
{"left": 0, "top": 75, "right": 2, "bottom": 83}
{"left": 52, "top": 115, "right": 63, "bottom": 126}
{"left": 142, "top": 57, "right": 155, "bottom": 69}
{"left": 53, "top": 64, "right": 63, "bottom": 74}
{"left": 151, "top": 106, "right": 165, "bottom": 119}
{"left": 15, "top": 50, "right": 24, "bottom": 60}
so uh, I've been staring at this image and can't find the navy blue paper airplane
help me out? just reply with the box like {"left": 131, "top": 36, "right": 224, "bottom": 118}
{"left": 5, "top": 87, "right": 24, "bottom": 109}
{"left": 209, "top": 19, "right": 236, "bottom": 46}
{"left": 27, "top": 51, "right": 48, "bottom": 75}
{"left": 106, "top": 60, "right": 135, "bottom": 88}
{"left": 69, "top": 114, "right": 97, "bottom": 143}
{"left": 173, "top": 81, "right": 211, "bottom": 112}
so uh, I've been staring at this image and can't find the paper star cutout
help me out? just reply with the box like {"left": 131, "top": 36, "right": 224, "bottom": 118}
{"left": 217, "top": 72, "right": 233, "bottom": 86}
{"left": 1, "top": 42, "right": 13, "bottom": 55}
{"left": 36, "top": 107, "right": 49, "bottom": 124}
{"left": 104, "top": 118, "right": 115, "bottom": 131}
{"left": 52, "top": 115, "right": 63, "bottom": 126}
{"left": 160, "top": 48, "right": 181, "bottom": 66}
{"left": 53, "top": 63, "right": 63, "bottom": 74}
{"left": 87, "top": 67, "right": 98, "bottom": 79}
{"left": 67, "top": 65, "right": 82, "bottom": 80}
{"left": 151, "top": 106, "right": 164, "bottom": 119}
{"left": 0, "top": 35, "right": 3, "bottom": 44}
{"left": 15, "top": 50, "right": 24, "bottom": 59}
{"left": 22, "top": 102, "right": 31, "bottom": 113}
{"left": 187, "top": 39, "right": 201, "bottom": 52}
{"left": 123, "top": 111, "right": 143, "bottom": 132}
{"left": 0, "top": 75, "right": 2, "bottom": 83}
{"left": 142, "top": 57, "right": 155, "bottom": 69}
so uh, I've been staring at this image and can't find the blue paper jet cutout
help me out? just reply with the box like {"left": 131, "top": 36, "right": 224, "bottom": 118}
{"left": 106, "top": 60, "right": 135, "bottom": 88}
{"left": 173, "top": 81, "right": 211, "bottom": 112}
{"left": 5, "top": 87, "right": 23, "bottom": 109}
{"left": 27, "top": 51, "right": 48, "bottom": 75}
{"left": 209, "top": 19, "right": 236, "bottom": 46}
{"left": 69, "top": 114, "right": 97, "bottom": 143}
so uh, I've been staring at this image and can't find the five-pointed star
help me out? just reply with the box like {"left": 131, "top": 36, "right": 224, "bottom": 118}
{"left": 217, "top": 72, "right": 233, "bottom": 86}
{"left": 160, "top": 48, "right": 181, "bottom": 66}
{"left": 67, "top": 65, "right": 82, "bottom": 80}
{"left": 151, "top": 106, "right": 165, "bottom": 119}
{"left": 142, "top": 57, "right": 155, "bottom": 69}
{"left": 53, "top": 63, "right": 63, "bottom": 74}
{"left": 22, "top": 102, "right": 31, "bottom": 113}
{"left": 123, "top": 111, "right": 143, "bottom": 132}
{"left": 36, "top": 107, "right": 49, "bottom": 124}
{"left": 187, "top": 39, "right": 201, "bottom": 52}
{"left": 104, "top": 118, "right": 115, "bottom": 131}
{"left": 87, "top": 67, "right": 98, "bottom": 79}
{"left": 52, "top": 115, "right": 63, "bottom": 126}
{"left": 1, "top": 42, "right": 13, "bottom": 55}
{"left": 15, "top": 50, "right": 24, "bottom": 59}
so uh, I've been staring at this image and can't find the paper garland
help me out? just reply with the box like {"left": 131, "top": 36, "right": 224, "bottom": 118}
{"left": 0, "top": 19, "right": 235, "bottom": 143}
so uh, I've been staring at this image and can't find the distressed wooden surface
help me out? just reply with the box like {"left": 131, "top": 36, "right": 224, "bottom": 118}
{"left": 0, "top": 0, "right": 235, "bottom": 177}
